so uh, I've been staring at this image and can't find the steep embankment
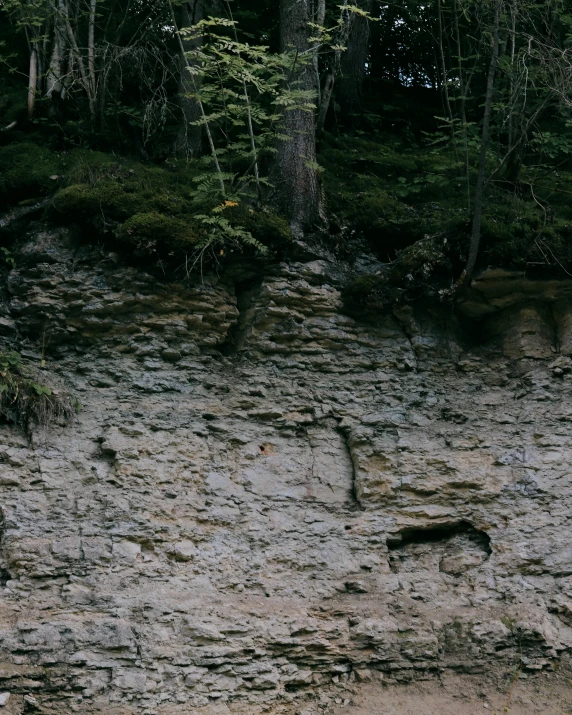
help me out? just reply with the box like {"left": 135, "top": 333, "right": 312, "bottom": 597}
{"left": 0, "top": 226, "right": 571, "bottom": 713}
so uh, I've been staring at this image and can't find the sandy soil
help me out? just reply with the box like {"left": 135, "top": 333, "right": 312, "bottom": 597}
{"left": 324, "top": 673, "right": 572, "bottom": 715}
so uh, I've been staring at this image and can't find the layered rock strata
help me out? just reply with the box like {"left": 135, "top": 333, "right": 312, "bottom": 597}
{"left": 0, "top": 227, "right": 571, "bottom": 712}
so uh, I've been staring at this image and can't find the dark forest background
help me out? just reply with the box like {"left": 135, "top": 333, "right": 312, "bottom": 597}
{"left": 1, "top": 0, "right": 572, "bottom": 306}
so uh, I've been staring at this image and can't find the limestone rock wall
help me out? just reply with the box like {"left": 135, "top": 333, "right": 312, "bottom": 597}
{"left": 0, "top": 227, "right": 571, "bottom": 713}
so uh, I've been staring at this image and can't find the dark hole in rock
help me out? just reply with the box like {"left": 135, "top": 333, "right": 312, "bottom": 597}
{"left": 217, "top": 277, "right": 264, "bottom": 356}
{"left": 387, "top": 521, "right": 492, "bottom": 577}
{"left": 0, "top": 511, "right": 9, "bottom": 586}
{"left": 387, "top": 520, "right": 491, "bottom": 553}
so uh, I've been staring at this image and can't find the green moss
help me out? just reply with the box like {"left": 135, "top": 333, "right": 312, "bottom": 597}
{"left": 52, "top": 181, "right": 141, "bottom": 220}
{"left": 321, "top": 131, "right": 572, "bottom": 278}
{"left": 0, "top": 86, "right": 27, "bottom": 125}
{"left": 0, "top": 143, "right": 61, "bottom": 202}
{"left": 118, "top": 211, "right": 201, "bottom": 251}
{"left": 227, "top": 206, "right": 292, "bottom": 246}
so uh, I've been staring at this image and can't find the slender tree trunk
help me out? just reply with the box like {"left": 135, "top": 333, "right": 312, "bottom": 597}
{"left": 169, "top": 0, "right": 225, "bottom": 192}
{"left": 63, "top": 0, "right": 96, "bottom": 122}
{"left": 317, "top": 3, "right": 356, "bottom": 134}
{"left": 337, "top": 1, "right": 372, "bottom": 131}
{"left": 175, "top": 0, "right": 204, "bottom": 158}
{"left": 463, "top": 0, "right": 501, "bottom": 283}
{"left": 314, "top": 0, "right": 326, "bottom": 107}
{"left": 507, "top": 1, "right": 516, "bottom": 153}
{"left": 453, "top": 0, "right": 470, "bottom": 212}
{"left": 46, "top": 0, "right": 67, "bottom": 111}
{"left": 437, "top": 0, "right": 457, "bottom": 159}
{"left": 222, "top": 1, "right": 262, "bottom": 199}
{"left": 273, "top": 0, "right": 324, "bottom": 234}
{"left": 27, "top": 47, "right": 38, "bottom": 119}
{"left": 316, "top": 0, "right": 326, "bottom": 31}
{"left": 316, "top": 72, "right": 335, "bottom": 134}
{"left": 88, "top": 0, "right": 97, "bottom": 99}
{"left": 46, "top": 32, "right": 64, "bottom": 100}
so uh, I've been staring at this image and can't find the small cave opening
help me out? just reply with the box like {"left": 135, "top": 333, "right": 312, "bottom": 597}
{"left": 386, "top": 520, "right": 491, "bottom": 554}
{"left": 387, "top": 520, "right": 492, "bottom": 577}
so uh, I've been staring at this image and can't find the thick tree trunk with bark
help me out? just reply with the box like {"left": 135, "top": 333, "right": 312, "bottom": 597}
{"left": 337, "top": 1, "right": 372, "bottom": 130}
{"left": 274, "top": 0, "right": 323, "bottom": 234}
{"left": 175, "top": 0, "right": 204, "bottom": 158}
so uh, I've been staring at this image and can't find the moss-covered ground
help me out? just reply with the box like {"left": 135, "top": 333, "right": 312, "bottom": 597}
{"left": 2, "top": 128, "right": 572, "bottom": 307}
{"left": 0, "top": 142, "right": 291, "bottom": 259}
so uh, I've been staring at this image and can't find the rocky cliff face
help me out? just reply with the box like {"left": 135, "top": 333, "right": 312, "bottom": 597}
{"left": 0, "top": 226, "right": 572, "bottom": 713}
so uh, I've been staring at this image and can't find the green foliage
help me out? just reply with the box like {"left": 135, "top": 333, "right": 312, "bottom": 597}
{"left": 1, "top": 247, "right": 16, "bottom": 269}
{"left": 181, "top": 15, "right": 316, "bottom": 204}
{"left": 321, "top": 134, "right": 469, "bottom": 257}
{"left": 0, "top": 350, "right": 78, "bottom": 429}
{"left": 3, "top": 0, "right": 572, "bottom": 282}
{"left": 479, "top": 181, "right": 572, "bottom": 269}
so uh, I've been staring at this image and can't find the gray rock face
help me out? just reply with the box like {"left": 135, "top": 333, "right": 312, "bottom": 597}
{"left": 0, "top": 227, "right": 572, "bottom": 712}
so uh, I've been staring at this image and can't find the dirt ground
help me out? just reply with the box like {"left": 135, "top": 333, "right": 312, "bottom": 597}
{"left": 324, "top": 673, "right": 572, "bottom": 715}
{"left": 201, "top": 672, "right": 572, "bottom": 715}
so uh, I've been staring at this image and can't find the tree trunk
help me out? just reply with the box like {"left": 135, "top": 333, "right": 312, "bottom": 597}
{"left": 169, "top": 0, "right": 225, "bottom": 191}
{"left": 46, "top": 0, "right": 67, "bottom": 111}
{"left": 453, "top": 0, "right": 471, "bottom": 212}
{"left": 28, "top": 48, "right": 38, "bottom": 120}
{"left": 463, "top": 0, "right": 501, "bottom": 283}
{"left": 46, "top": 31, "right": 64, "bottom": 100}
{"left": 316, "top": 72, "right": 335, "bottom": 134}
{"left": 273, "top": 0, "right": 323, "bottom": 233}
{"left": 63, "top": 0, "right": 96, "bottom": 123}
{"left": 175, "top": 0, "right": 204, "bottom": 158}
{"left": 337, "top": 1, "right": 372, "bottom": 131}
{"left": 436, "top": 0, "right": 453, "bottom": 124}
{"left": 88, "top": 0, "right": 97, "bottom": 100}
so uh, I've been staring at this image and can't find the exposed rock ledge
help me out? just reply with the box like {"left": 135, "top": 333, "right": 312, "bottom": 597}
{"left": 0, "top": 226, "right": 571, "bottom": 712}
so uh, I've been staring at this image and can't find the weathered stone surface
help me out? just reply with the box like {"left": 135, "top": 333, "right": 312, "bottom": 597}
{"left": 0, "top": 228, "right": 571, "bottom": 712}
